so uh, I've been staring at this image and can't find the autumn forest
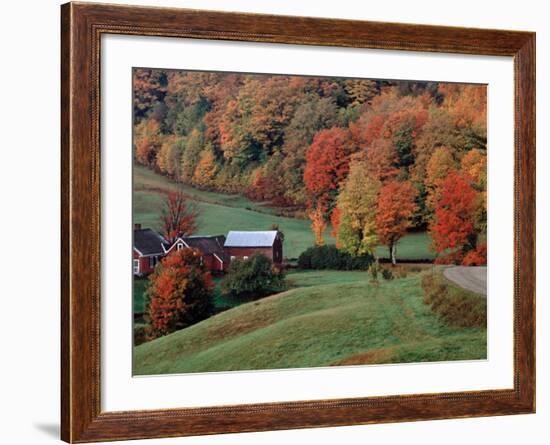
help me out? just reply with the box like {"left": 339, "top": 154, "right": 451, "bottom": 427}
{"left": 134, "top": 68, "right": 486, "bottom": 265}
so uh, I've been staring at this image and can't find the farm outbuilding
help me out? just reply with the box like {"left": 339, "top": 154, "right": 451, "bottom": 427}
{"left": 224, "top": 230, "right": 283, "bottom": 264}
{"left": 133, "top": 224, "right": 170, "bottom": 276}
{"left": 133, "top": 226, "right": 284, "bottom": 276}
{"left": 165, "top": 235, "right": 228, "bottom": 273}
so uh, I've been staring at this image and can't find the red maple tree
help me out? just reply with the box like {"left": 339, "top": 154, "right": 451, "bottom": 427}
{"left": 160, "top": 190, "right": 200, "bottom": 243}
{"left": 146, "top": 248, "right": 214, "bottom": 338}
{"left": 463, "top": 242, "right": 487, "bottom": 266}
{"left": 376, "top": 180, "right": 418, "bottom": 265}
{"left": 430, "top": 172, "right": 479, "bottom": 264}
{"left": 303, "top": 127, "right": 352, "bottom": 213}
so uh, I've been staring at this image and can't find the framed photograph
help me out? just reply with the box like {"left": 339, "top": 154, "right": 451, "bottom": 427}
{"left": 61, "top": 2, "right": 535, "bottom": 442}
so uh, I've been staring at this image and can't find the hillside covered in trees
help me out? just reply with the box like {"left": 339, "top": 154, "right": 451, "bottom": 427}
{"left": 133, "top": 68, "right": 487, "bottom": 265}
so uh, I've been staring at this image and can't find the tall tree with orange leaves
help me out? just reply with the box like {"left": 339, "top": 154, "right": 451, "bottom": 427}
{"left": 430, "top": 172, "right": 479, "bottom": 264}
{"left": 159, "top": 190, "right": 200, "bottom": 243}
{"left": 192, "top": 147, "right": 219, "bottom": 189}
{"left": 424, "top": 146, "right": 457, "bottom": 210}
{"left": 146, "top": 248, "right": 214, "bottom": 339}
{"left": 376, "top": 180, "right": 418, "bottom": 265}
{"left": 309, "top": 205, "right": 327, "bottom": 246}
{"left": 461, "top": 148, "right": 487, "bottom": 235}
{"left": 134, "top": 118, "right": 163, "bottom": 167}
{"left": 304, "top": 127, "right": 353, "bottom": 213}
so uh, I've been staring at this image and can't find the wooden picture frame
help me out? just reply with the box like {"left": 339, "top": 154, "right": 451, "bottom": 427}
{"left": 61, "top": 2, "right": 535, "bottom": 442}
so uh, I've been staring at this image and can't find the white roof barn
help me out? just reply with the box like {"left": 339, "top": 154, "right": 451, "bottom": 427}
{"left": 224, "top": 230, "right": 279, "bottom": 247}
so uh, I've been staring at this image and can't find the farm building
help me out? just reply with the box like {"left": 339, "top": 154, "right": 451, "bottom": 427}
{"left": 133, "top": 224, "right": 170, "bottom": 276}
{"left": 224, "top": 230, "right": 283, "bottom": 264}
{"left": 165, "top": 235, "right": 228, "bottom": 273}
{"left": 133, "top": 226, "right": 284, "bottom": 276}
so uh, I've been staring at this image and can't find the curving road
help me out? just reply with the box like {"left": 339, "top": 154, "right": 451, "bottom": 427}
{"left": 443, "top": 266, "right": 487, "bottom": 296}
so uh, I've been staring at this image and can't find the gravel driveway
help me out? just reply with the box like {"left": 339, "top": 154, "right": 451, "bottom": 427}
{"left": 443, "top": 266, "right": 487, "bottom": 296}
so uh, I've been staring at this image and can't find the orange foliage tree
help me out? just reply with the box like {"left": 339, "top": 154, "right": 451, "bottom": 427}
{"left": 376, "top": 180, "right": 418, "bottom": 265}
{"left": 425, "top": 146, "right": 457, "bottom": 210}
{"left": 430, "top": 172, "right": 480, "bottom": 264}
{"left": 192, "top": 148, "right": 219, "bottom": 189}
{"left": 365, "top": 138, "right": 399, "bottom": 182}
{"left": 304, "top": 127, "right": 352, "bottom": 213}
{"left": 159, "top": 190, "right": 199, "bottom": 243}
{"left": 463, "top": 242, "right": 487, "bottom": 266}
{"left": 134, "top": 119, "right": 163, "bottom": 167}
{"left": 146, "top": 248, "right": 214, "bottom": 338}
{"left": 156, "top": 135, "right": 179, "bottom": 177}
{"left": 461, "top": 148, "right": 487, "bottom": 234}
{"left": 461, "top": 148, "right": 487, "bottom": 187}
{"left": 330, "top": 207, "right": 341, "bottom": 241}
{"left": 309, "top": 205, "right": 327, "bottom": 246}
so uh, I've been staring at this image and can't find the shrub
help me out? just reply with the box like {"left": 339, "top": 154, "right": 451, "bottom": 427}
{"left": 434, "top": 250, "right": 464, "bottom": 265}
{"left": 297, "top": 245, "right": 374, "bottom": 270}
{"left": 406, "top": 265, "right": 425, "bottom": 274}
{"left": 463, "top": 242, "right": 487, "bottom": 266}
{"left": 381, "top": 267, "right": 394, "bottom": 280}
{"left": 221, "top": 253, "right": 286, "bottom": 300}
{"left": 133, "top": 324, "right": 149, "bottom": 346}
{"left": 391, "top": 265, "right": 408, "bottom": 278}
{"left": 421, "top": 272, "right": 486, "bottom": 328}
{"left": 435, "top": 242, "right": 487, "bottom": 266}
{"left": 369, "top": 262, "right": 379, "bottom": 283}
{"left": 146, "top": 248, "right": 214, "bottom": 339}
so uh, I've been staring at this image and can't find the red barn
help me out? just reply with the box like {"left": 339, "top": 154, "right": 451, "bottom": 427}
{"left": 133, "top": 224, "right": 170, "bottom": 276}
{"left": 224, "top": 231, "right": 283, "bottom": 264}
{"left": 165, "top": 235, "right": 228, "bottom": 273}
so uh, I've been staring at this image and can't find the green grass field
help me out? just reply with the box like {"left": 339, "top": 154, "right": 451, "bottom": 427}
{"left": 133, "top": 165, "right": 435, "bottom": 260}
{"left": 134, "top": 278, "right": 148, "bottom": 314}
{"left": 133, "top": 269, "right": 486, "bottom": 375}
{"left": 134, "top": 270, "right": 386, "bottom": 316}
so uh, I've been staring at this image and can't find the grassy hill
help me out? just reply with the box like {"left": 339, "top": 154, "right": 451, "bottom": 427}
{"left": 133, "top": 270, "right": 486, "bottom": 375}
{"left": 133, "top": 165, "right": 435, "bottom": 260}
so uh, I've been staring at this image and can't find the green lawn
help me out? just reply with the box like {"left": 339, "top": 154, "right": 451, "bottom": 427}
{"left": 133, "top": 165, "right": 435, "bottom": 261}
{"left": 133, "top": 270, "right": 486, "bottom": 375}
{"left": 135, "top": 164, "right": 283, "bottom": 215}
{"left": 133, "top": 278, "right": 148, "bottom": 314}
{"left": 286, "top": 269, "right": 372, "bottom": 288}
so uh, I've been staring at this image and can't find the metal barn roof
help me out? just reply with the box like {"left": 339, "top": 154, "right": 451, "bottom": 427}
{"left": 224, "top": 231, "right": 278, "bottom": 247}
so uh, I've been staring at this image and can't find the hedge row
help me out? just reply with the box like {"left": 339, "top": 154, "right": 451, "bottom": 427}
{"left": 421, "top": 272, "right": 486, "bottom": 328}
{"left": 297, "top": 245, "right": 374, "bottom": 271}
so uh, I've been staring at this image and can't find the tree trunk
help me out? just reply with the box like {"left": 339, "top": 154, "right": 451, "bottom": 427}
{"left": 391, "top": 242, "right": 397, "bottom": 266}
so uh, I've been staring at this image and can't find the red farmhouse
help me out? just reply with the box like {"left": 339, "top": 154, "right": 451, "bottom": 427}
{"left": 133, "top": 226, "right": 284, "bottom": 276}
{"left": 133, "top": 224, "right": 170, "bottom": 276}
{"left": 165, "top": 235, "right": 228, "bottom": 273}
{"left": 224, "top": 231, "right": 283, "bottom": 265}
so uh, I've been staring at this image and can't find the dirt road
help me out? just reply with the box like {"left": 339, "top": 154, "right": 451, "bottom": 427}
{"left": 443, "top": 266, "right": 487, "bottom": 296}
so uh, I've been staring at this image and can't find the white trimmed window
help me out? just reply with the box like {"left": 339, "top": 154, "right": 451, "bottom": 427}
{"left": 133, "top": 259, "right": 139, "bottom": 274}
{"left": 177, "top": 243, "right": 183, "bottom": 251}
